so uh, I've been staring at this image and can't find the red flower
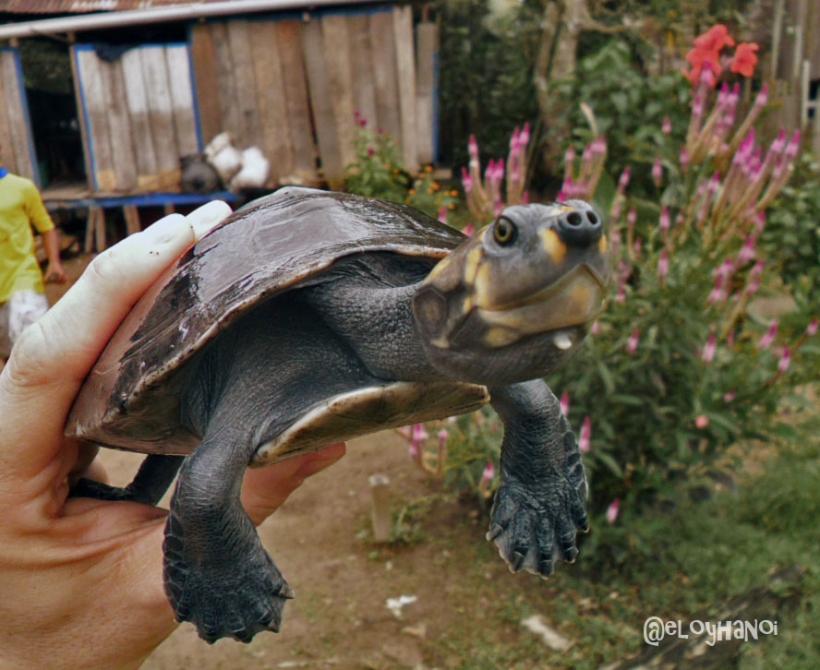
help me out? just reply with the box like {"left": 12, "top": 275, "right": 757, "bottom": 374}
{"left": 730, "top": 42, "right": 759, "bottom": 77}
{"left": 685, "top": 25, "right": 738, "bottom": 86}
{"left": 693, "top": 24, "right": 735, "bottom": 52}
{"left": 685, "top": 47, "right": 722, "bottom": 86}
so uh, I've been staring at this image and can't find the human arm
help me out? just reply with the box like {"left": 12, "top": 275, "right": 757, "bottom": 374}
{"left": 41, "top": 227, "right": 66, "bottom": 283}
{"left": 0, "top": 202, "right": 345, "bottom": 669}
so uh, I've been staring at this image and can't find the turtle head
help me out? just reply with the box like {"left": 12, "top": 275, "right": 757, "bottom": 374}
{"left": 412, "top": 201, "right": 611, "bottom": 385}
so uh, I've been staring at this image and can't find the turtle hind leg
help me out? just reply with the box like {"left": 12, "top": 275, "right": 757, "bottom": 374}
{"left": 69, "top": 454, "right": 184, "bottom": 506}
{"left": 162, "top": 426, "right": 293, "bottom": 644}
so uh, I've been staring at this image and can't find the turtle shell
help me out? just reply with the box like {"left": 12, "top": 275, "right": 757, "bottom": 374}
{"left": 66, "top": 187, "right": 473, "bottom": 456}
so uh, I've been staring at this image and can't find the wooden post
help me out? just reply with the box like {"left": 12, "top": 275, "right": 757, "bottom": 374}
{"left": 369, "top": 474, "right": 392, "bottom": 543}
{"left": 84, "top": 206, "right": 106, "bottom": 253}
{"left": 123, "top": 204, "right": 141, "bottom": 235}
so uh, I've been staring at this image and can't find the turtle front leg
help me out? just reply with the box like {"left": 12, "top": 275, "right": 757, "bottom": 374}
{"left": 488, "top": 380, "right": 588, "bottom": 577}
{"left": 163, "top": 425, "right": 293, "bottom": 643}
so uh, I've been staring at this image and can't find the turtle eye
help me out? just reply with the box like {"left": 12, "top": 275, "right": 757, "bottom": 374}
{"left": 493, "top": 218, "right": 517, "bottom": 246}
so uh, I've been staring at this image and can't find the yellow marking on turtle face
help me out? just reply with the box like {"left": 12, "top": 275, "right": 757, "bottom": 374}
{"left": 540, "top": 228, "right": 567, "bottom": 264}
{"left": 598, "top": 235, "right": 608, "bottom": 254}
{"left": 484, "top": 326, "right": 520, "bottom": 348}
{"left": 473, "top": 261, "right": 492, "bottom": 308}
{"left": 463, "top": 246, "right": 484, "bottom": 286}
{"left": 462, "top": 295, "right": 473, "bottom": 313}
{"left": 426, "top": 256, "right": 451, "bottom": 282}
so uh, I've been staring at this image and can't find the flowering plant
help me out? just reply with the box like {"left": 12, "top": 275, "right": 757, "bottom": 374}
{"left": 344, "top": 116, "right": 457, "bottom": 218}
{"left": 545, "top": 30, "right": 820, "bottom": 566}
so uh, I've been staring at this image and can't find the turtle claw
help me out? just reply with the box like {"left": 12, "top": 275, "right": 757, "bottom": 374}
{"left": 163, "top": 510, "right": 291, "bottom": 643}
{"left": 488, "top": 473, "right": 586, "bottom": 578}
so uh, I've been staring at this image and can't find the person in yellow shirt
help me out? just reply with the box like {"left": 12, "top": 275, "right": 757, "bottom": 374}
{"left": 0, "top": 150, "right": 66, "bottom": 360}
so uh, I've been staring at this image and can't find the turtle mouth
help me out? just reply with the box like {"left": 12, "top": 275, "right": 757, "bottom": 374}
{"left": 474, "top": 263, "right": 608, "bottom": 342}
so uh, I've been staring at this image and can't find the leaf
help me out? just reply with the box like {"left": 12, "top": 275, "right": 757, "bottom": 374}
{"left": 594, "top": 451, "right": 624, "bottom": 478}
{"left": 611, "top": 394, "right": 645, "bottom": 407}
{"left": 596, "top": 360, "right": 616, "bottom": 395}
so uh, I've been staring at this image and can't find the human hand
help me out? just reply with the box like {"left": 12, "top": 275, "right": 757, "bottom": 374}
{"left": 44, "top": 259, "right": 66, "bottom": 283}
{"left": 0, "top": 202, "right": 345, "bottom": 670}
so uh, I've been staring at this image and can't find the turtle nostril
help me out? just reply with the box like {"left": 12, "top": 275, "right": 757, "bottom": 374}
{"left": 587, "top": 212, "right": 599, "bottom": 225}
{"left": 567, "top": 212, "right": 583, "bottom": 227}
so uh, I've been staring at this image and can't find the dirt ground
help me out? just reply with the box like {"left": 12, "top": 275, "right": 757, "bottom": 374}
{"left": 42, "top": 253, "right": 567, "bottom": 670}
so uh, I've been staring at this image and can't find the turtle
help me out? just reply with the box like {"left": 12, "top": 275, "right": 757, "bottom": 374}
{"left": 66, "top": 187, "right": 611, "bottom": 643}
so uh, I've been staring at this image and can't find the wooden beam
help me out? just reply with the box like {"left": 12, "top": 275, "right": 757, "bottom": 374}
{"left": 393, "top": 5, "right": 418, "bottom": 172}
{"left": 190, "top": 23, "right": 223, "bottom": 147}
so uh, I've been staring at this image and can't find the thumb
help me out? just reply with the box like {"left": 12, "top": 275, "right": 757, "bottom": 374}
{"left": 241, "top": 443, "right": 346, "bottom": 526}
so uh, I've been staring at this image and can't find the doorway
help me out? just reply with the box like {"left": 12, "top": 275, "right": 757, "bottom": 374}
{"left": 18, "top": 38, "right": 86, "bottom": 189}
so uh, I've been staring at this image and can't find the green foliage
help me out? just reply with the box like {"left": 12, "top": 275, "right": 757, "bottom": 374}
{"left": 548, "top": 39, "right": 691, "bottom": 193}
{"left": 344, "top": 127, "right": 409, "bottom": 203}
{"left": 344, "top": 127, "right": 458, "bottom": 218}
{"left": 761, "top": 153, "right": 820, "bottom": 297}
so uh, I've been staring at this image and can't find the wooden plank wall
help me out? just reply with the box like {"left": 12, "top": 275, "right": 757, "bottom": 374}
{"left": 0, "top": 48, "right": 37, "bottom": 182}
{"left": 73, "top": 44, "right": 199, "bottom": 193}
{"left": 767, "top": 0, "right": 820, "bottom": 152}
{"left": 191, "top": 8, "right": 438, "bottom": 187}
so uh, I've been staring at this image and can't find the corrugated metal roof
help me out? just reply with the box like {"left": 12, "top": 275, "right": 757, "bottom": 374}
{"left": 0, "top": 0, "right": 226, "bottom": 13}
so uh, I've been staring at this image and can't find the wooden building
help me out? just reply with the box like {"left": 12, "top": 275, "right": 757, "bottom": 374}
{"left": 0, "top": 0, "right": 439, "bottom": 237}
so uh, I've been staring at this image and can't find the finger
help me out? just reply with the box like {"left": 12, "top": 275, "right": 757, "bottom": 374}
{"left": 241, "top": 443, "right": 346, "bottom": 526}
{"left": 0, "top": 201, "right": 232, "bottom": 477}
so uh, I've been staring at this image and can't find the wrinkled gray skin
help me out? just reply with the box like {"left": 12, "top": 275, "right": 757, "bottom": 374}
{"left": 74, "top": 204, "right": 599, "bottom": 643}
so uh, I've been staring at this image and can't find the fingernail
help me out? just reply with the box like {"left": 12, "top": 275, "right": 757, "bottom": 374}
{"left": 187, "top": 200, "right": 233, "bottom": 241}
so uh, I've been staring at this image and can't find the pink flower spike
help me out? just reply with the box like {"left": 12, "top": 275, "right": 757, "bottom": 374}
{"left": 737, "top": 236, "right": 756, "bottom": 263}
{"left": 707, "top": 277, "right": 726, "bottom": 304}
{"left": 750, "top": 259, "right": 764, "bottom": 278}
{"left": 437, "top": 428, "right": 449, "bottom": 445}
{"left": 758, "top": 319, "right": 778, "bottom": 349}
{"left": 786, "top": 130, "right": 801, "bottom": 159}
{"left": 411, "top": 423, "right": 429, "bottom": 445}
{"left": 462, "top": 222, "right": 475, "bottom": 237}
{"left": 606, "top": 499, "right": 619, "bottom": 524}
{"left": 806, "top": 317, "right": 818, "bottom": 336}
{"left": 565, "top": 145, "right": 576, "bottom": 166}
{"left": 679, "top": 146, "right": 690, "bottom": 172}
{"left": 755, "top": 82, "right": 768, "bottom": 107}
{"left": 714, "top": 256, "right": 734, "bottom": 279}
{"left": 468, "top": 134, "right": 479, "bottom": 160}
{"left": 591, "top": 320, "right": 602, "bottom": 335}
{"left": 652, "top": 156, "right": 663, "bottom": 187}
{"left": 770, "top": 128, "right": 787, "bottom": 155}
{"left": 560, "top": 391, "right": 570, "bottom": 417}
{"left": 692, "top": 93, "right": 704, "bottom": 119}
{"left": 724, "top": 390, "right": 736, "bottom": 403}
{"left": 777, "top": 347, "right": 791, "bottom": 373}
{"left": 618, "top": 167, "right": 631, "bottom": 191}
{"left": 695, "top": 415, "right": 709, "bottom": 429}
{"left": 520, "top": 122, "right": 530, "bottom": 146}
{"left": 658, "top": 248, "right": 669, "bottom": 284}
{"left": 493, "top": 158, "right": 505, "bottom": 182}
{"left": 660, "top": 206, "right": 670, "bottom": 231}
{"left": 662, "top": 116, "right": 672, "bottom": 134}
{"left": 482, "top": 461, "right": 495, "bottom": 482}
{"left": 701, "top": 332, "right": 716, "bottom": 363}
{"left": 484, "top": 159, "right": 494, "bottom": 183}
{"left": 461, "top": 166, "right": 472, "bottom": 194}
{"left": 437, "top": 206, "right": 447, "bottom": 223}
{"left": 579, "top": 416, "right": 591, "bottom": 453}
{"left": 626, "top": 328, "right": 639, "bottom": 353}
{"left": 627, "top": 207, "right": 637, "bottom": 227}
{"left": 522, "top": 191, "right": 529, "bottom": 204}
